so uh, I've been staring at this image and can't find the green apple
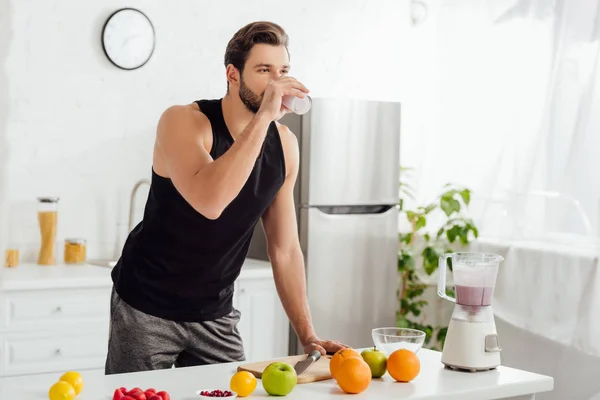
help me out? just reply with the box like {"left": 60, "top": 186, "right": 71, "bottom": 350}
{"left": 261, "top": 361, "right": 297, "bottom": 396}
{"left": 361, "top": 347, "right": 387, "bottom": 378}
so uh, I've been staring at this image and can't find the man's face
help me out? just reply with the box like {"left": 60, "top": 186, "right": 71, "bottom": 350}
{"left": 237, "top": 44, "right": 290, "bottom": 113}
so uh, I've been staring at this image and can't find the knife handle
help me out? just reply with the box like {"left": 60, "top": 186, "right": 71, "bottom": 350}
{"left": 309, "top": 349, "right": 321, "bottom": 361}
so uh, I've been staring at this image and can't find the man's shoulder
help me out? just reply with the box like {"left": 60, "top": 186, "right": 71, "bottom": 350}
{"left": 160, "top": 103, "right": 208, "bottom": 123}
{"left": 274, "top": 121, "right": 299, "bottom": 176}
{"left": 158, "top": 103, "right": 211, "bottom": 133}
{"left": 274, "top": 121, "right": 298, "bottom": 146}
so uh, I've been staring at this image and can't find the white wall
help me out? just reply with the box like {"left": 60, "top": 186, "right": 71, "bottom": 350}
{"left": 0, "top": 0, "right": 409, "bottom": 263}
{"left": 0, "top": 0, "right": 10, "bottom": 270}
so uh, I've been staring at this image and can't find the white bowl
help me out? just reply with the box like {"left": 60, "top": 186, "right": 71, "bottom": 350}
{"left": 195, "top": 389, "right": 237, "bottom": 398}
{"left": 371, "top": 327, "right": 426, "bottom": 356}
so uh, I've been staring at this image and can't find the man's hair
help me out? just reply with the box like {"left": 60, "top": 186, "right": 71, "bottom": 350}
{"left": 224, "top": 21, "right": 289, "bottom": 89}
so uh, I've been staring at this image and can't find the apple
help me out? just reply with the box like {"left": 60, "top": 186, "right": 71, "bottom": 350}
{"left": 261, "top": 361, "right": 297, "bottom": 396}
{"left": 361, "top": 347, "right": 388, "bottom": 378}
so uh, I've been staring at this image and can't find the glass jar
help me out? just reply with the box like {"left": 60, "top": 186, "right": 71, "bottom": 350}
{"left": 64, "top": 238, "right": 86, "bottom": 264}
{"left": 37, "top": 197, "right": 59, "bottom": 265}
{"left": 5, "top": 249, "right": 19, "bottom": 268}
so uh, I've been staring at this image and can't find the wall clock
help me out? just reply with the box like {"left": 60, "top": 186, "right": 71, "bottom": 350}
{"left": 102, "top": 8, "right": 155, "bottom": 70}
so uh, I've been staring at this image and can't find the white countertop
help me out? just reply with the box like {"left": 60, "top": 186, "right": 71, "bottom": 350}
{"left": 0, "top": 263, "right": 113, "bottom": 290}
{"left": 0, "top": 258, "right": 273, "bottom": 291}
{"left": 0, "top": 349, "right": 553, "bottom": 399}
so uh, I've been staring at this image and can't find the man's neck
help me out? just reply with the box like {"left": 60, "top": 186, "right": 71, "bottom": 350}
{"left": 221, "top": 93, "right": 257, "bottom": 140}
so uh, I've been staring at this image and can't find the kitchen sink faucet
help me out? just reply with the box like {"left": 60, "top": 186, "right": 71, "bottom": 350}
{"left": 129, "top": 179, "right": 150, "bottom": 232}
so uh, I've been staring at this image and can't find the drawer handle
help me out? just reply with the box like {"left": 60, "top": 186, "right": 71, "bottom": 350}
{"left": 53, "top": 348, "right": 62, "bottom": 356}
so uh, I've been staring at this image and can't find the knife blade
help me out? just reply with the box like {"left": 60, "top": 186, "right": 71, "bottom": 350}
{"left": 294, "top": 350, "right": 321, "bottom": 375}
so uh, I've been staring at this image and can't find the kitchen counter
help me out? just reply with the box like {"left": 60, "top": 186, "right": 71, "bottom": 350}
{"left": 0, "top": 258, "right": 273, "bottom": 291}
{"left": 0, "top": 349, "right": 553, "bottom": 399}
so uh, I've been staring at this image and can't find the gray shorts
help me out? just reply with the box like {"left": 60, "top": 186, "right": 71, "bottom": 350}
{"left": 105, "top": 286, "right": 245, "bottom": 375}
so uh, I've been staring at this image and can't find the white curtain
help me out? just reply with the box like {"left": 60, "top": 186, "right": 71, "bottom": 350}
{"left": 400, "top": 0, "right": 600, "bottom": 241}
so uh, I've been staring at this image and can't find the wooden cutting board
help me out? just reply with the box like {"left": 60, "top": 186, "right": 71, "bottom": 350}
{"left": 237, "top": 354, "right": 333, "bottom": 384}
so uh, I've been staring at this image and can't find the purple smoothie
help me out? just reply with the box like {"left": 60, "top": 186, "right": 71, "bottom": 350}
{"left": 455, "top": 285, "right": 494, "bottom": 306}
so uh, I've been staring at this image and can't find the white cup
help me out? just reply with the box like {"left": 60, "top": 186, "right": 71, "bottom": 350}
{"left": 282, "top": 95, "right": 312, "bottom": 115}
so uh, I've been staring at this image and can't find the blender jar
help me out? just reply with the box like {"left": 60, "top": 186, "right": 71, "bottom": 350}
{"left": 37, "top": 197, "right": 59, "bottom": 265}
{"left": 438, "top": 252, "right": 503, "bottom": 306}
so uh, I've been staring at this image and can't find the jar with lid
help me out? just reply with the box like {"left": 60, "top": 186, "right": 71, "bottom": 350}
{"left": 5, "top": 208, "right": 21, "bottom": 268}
{"left": 37, "top": 197, "right": 59, "bottom": 265}
{"left": 64, "top": 238, "right": 86, "bottom": 264}
{"left": 5, "top": 249, "right": 19, "bottom": 268}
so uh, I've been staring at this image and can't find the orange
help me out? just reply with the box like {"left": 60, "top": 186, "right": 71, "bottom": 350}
{"left": 335, "top": 357, "right": 372, "bottom": 394}
{"left": 59, "top": 371, "right": 84, "bottom": 395}
{"left": 48, "top": 381, "right": 76, "bottom": 400}
{"left": 230, "top": 371, "right": 257, "bottom": 397}
{"left": 329, "top": 347, "right": 361, "bottom": 379}
{"left": 387, "top": 349, "right": 420, "bottom": 382}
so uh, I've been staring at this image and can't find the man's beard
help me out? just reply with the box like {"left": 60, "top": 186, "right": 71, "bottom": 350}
{"left": 239, "top": 76, "right": 263, "bottom": 114}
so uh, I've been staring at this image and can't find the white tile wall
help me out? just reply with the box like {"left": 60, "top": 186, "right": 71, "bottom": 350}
{"left": 0, "top": 0, "right": 409, "bottom": 263}
{"left": 1, "top": 0, "right": 11, "bottom": 273}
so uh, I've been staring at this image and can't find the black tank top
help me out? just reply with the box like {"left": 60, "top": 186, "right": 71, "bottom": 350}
{"left": 111, "top": 99, "right": 286, "bottom": 321}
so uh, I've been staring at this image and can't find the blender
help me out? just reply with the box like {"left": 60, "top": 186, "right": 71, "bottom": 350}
{"left": 437, "top": 252, "right": 504, "bottom": 372}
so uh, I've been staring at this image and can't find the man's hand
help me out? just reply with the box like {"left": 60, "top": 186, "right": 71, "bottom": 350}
{"left": 302, "top": 336, "right": 347, "bottom": 356}
{"left": 257, "top": 77, "right": 309, "bottom": 122}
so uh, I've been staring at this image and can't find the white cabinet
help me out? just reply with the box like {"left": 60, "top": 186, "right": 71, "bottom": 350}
{"left": 2, "top": 329, "right": 109, "bottom": 376}
{"left": 1, "top": 287, "right": 111, "bottom": 331}
{"left": 0, "top": 284, "right": 111, "bottom": 377}
{"left": 234, "top": 274, "right": 289, "bottom": 362}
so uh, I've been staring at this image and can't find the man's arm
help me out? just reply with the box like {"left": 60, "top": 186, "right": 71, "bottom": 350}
{"left": 262, "top": 124, "right": 346, "bottom": 355}
{"left": 156, "top": 106, "right": 271, "bottom": 220}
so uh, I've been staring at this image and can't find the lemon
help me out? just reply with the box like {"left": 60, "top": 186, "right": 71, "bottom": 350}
{"left": 59, "top": 371, "right": 84, "bottom": 395}
{"left": 230, "top": 371, "right": 257, "bottom": 397}
{"left": 48, "top": 381, "right": 76, "bottom": 400}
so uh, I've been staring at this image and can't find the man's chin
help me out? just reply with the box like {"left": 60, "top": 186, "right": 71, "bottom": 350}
{"left": 241, "top": 100, "right": 260, "bottom": 114}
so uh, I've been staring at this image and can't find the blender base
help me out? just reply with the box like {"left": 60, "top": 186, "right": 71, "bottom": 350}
{"left": 443, "top": 363, "right": 498, "bottom": 373}
{"left": 441, "top": 318, "right": 502, "bottom": 372}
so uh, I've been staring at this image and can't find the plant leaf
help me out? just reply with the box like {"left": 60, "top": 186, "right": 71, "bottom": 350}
{"left": 460, "top": 189, "right": 471, "bottom": 205}
{"left": 444, "top": 249, "right": 454, "bottom": 271}
{"left": 415, "top": 215, "right": 426, "bottom": 230}
{"left": 423, "top": 203, "right": 437, "bottom": 214}
{"left": 440, "top": 197, "right": 461, "bottom": 217}
{"left": 446, "top": 225, "right": 461, "bottom": 243}
{"left": 440, "top": 198, "right": 453, "bottom": 217}
{"left": 437, "top": 327, "right": 448, "bottom": 344}
{"left": 451, "top": 198, "right": 461, "bottom": 214}
{"left": 396, "top": 316, "right": 410, "bottom": 328}
{"left": 422, "top": 246, "right": 440, "bottom": 275}
{"left": 458, "top": 226, "right": 470, "bottom": 245}
{"left": 399, "top": 232, "right": 413, "bottom": 245}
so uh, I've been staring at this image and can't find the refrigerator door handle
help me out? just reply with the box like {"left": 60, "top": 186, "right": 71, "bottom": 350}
{"left": 300, "top": 204, "right": 397, "bottom": 215}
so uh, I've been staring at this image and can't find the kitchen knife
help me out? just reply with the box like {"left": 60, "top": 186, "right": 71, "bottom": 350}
{"left": 294, "top": 350, "right": 321, "bottom": 375}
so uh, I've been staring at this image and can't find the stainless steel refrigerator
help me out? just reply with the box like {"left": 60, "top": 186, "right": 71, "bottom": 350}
{"left": 247, "top": 97, "right": 401, "bottom": 355}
